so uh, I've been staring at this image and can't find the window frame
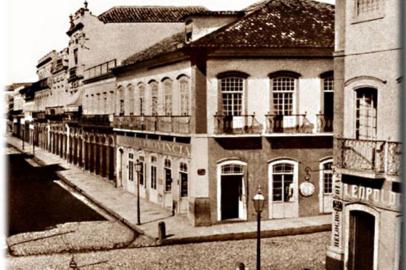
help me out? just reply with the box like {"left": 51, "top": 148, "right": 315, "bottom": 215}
{"left": 352, "top": 0, "right": 385, "bottom": 24}
{"left": 269, "top": 71, "right": 301, "bottom": 116}
{"left": 179, "top": 162, "right": 188, "bottom": 197}
{"left": 355, "top": 87, "right": 377, "bottom": 140}
{"left": 217, "top": 71, "right": 249, "bottom": 117}
{"left": 178, "top": 75, "right": 190, "bottom": 116}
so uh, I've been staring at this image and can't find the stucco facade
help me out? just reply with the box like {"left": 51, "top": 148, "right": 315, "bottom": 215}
{"left": 326, "top": 0, "right": 402, "bottom": 269}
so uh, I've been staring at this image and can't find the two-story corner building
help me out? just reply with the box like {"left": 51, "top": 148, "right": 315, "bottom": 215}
{"left": 112, "top": 0, "right": 335, "bottom": 227}
{"left": 42, "top": 2, "right": 209, "bottom": 184}
{"left": 326, "top": 0, "right": 402, "bottom": 270}
{"left": 78, "top": 5, "right": 208, "bottom": 183}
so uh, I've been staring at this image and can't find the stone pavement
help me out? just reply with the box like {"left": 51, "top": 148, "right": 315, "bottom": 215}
{"left": 7, "top": 135, "right": 331, "bottom": 245}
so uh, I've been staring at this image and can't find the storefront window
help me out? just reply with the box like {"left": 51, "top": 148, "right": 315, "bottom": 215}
{"left": 164, "top": 159, "right": 171, "bottom": 192}
{"left": 180, "top": 162, "right": 188, "bottom": 197}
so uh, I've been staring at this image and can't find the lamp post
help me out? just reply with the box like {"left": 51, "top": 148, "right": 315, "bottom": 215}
{"left": 135, "top": 159, "right": 143, "bottom": 225}
{"left": 252, "top": 186, "right": 265, "bottom": 270}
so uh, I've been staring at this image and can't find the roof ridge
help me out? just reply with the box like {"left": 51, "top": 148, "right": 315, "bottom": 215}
{"left": 98, "top": 5, "right": 208, "bottom": 17}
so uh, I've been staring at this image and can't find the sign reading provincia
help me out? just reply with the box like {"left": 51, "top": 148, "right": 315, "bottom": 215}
{"left": 342, "top": 183, "right": 402, "bottom": 211}
{"left": 118, "top": 136, "right": 191, "bottom": 157}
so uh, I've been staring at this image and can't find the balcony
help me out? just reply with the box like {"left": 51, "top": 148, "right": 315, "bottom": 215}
{"left": 214, "top": 114, "right": 262, "bottom": 135}
{"left": 265, "top": 114, "right": 313, "bottom": 134}
{"left": 316, "top": 114, "right": 333, "bottom": 133}
{"left": 84, "top": 59, "right": 117, "bottom": 81}
{"left": 80, "top": 115, "right": 111, "bottom": 127}
{"left": 113, "top": 115, "right": 191, "bottom": 134}
{"left": 337, "top": 138, "right": 401, "bottom": 177}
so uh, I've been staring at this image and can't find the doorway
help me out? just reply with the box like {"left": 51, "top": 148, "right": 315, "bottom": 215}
{"left": 319, "top": 159, "right": 333, "bottom": 213}
{"left": 268, "top": 160, "right": 298, "bottom": 219}
{"left": 347, "top": 210, "right": 375, "bottom": 270}
{"left": 217, "top": 161, "right": 247, "bottom": 221}
{"left": 221, "top": 175, "right": 242, "bottom": 220}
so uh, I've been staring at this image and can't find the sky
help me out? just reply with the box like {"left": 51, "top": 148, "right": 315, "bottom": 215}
{"left": 2, "top": 0, "right": 335, "bottom": 85}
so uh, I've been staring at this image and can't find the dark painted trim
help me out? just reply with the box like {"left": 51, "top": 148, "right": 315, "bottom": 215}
{"left": 268, "top": 70, "right": 302, "bottom": 79}
{"left": 320, "top": 70, "right": 334, "bottom": 78}
{"left": 216, "top": 70, "right": 250, "bottom": 79}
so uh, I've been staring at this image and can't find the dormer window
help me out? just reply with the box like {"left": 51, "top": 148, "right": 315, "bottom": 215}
{"left": 185, "top": 19, "right": 193, "bottom": 42}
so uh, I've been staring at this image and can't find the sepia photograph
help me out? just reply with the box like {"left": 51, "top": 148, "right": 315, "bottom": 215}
{"left": 3, "top": 0, "right": 403, "bottom": 269}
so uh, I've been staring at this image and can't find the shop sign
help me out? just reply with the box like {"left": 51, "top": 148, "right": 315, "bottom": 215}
{"left": 342, "top": 183, "right": 401, "bottom": 210}
{"left": 118, "top": 136, "right": 191, "bottom": 157}
{"left": 333, "top": 200, "right": 343, "bottom": 211}
{"left": 300, "top": 181, "right": 315, "bottom": 197}
{"left": 332, "top": 210, "right": 342, "bottom": 248}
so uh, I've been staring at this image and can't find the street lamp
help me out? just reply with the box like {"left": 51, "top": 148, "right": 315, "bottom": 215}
{"left": 135, "top": 159, "right": 143, "bottom": 225}
{"left": 253, "top": 186, "right": 265, "bottom": 270}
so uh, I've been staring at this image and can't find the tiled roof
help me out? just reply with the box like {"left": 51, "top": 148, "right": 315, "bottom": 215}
{"left": 181, "top": 10, "right": 245, "bottom": 19}
{"left": 189, "top": 0, "right": 334, "bottom": 49}
{"left": 122, "top": 32, "right": 185, "bottom": 66}
{"left": 98, "top": 6, "right": 208, "bottom": 23}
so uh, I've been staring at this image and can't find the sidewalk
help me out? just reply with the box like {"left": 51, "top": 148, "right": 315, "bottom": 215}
{"left": 7, "top": 135, "right": 331, "bottom": 245}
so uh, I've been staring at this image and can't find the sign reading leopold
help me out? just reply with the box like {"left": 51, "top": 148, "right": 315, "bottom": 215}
{"left": 342, "top": 183, "right": 401, "bottom": 211}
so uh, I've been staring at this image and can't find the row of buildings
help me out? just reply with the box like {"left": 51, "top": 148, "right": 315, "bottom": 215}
{"left": 6, "top": 0, "right": 402, "bottom": 269}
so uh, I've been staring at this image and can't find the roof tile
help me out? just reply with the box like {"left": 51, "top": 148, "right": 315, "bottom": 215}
{"left": 98, "top": 6, "right": 208, "bottom": 23}
{"left": 189, "top": 0, "right": 334, "bottom": 49}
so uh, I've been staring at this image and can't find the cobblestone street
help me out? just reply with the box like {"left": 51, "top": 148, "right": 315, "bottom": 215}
{"left": 8, "top": 231, "right": 329, "bottom": 269}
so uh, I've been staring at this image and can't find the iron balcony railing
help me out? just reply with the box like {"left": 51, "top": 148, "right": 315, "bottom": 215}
{"left": 84, "top": 59, "right": 117, "bottom": 80}
{"left": 265, "top": 114, "right": 313, "bottom": 133}
{"left": 214, "top": 113, "right": 262, "bottom": 135}
{"left": 316, "top": 114, "right": 333, "bottom": 133}
{"left": 337, "top": 138, "right": 401, "bottom": 176}
{"left": 80, "top": 114, "right": 111, "bottom": 127}
{"left": 113, "top": 115, "right": 191, "bottom": 134}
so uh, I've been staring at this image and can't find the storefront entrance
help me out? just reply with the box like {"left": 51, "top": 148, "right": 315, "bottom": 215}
{"left": 217, "top": 161, "right": 247, "bottom": 221}
{"left": 221, "top": 175, "right": 242, "bottom": 220}
{"left": 268, "top": 160, "right": 298, "bottom": 219}
{"left": 348, "top": 210, "right": 375, "bottom": 270}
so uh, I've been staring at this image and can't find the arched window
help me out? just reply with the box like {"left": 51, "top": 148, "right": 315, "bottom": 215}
{"left": 355, "top": 87, "right": 377, "bottom": 139}
{"left": 127, "top": 84, "right": 134, "bottom": 115}
{"left": 178, "top": 76, "right": 190, "bottom": 115}
{"left": 162, "top": 78, "right": 173, "bottom": 115}
{"left": 138, "top": 83, "right": 145, "bottom": 115}
{"left": 164, "top": 158, "right": 172, "bottom": 191}
{"left": 149, "top": 81, "right": 158, "bottom": 115}
{"left": 269, "top": 71, "right": 301, "bottom": 115}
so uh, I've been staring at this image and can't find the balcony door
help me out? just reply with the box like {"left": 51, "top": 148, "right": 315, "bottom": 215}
{"left": 268, "top": 160, "right": 298, "bottom": 219}
{"left": 323, "top": 75, "right": 334, "bottom": 132}
{"left": 218, "top": 72, "right": 248, "bottom": 133}
{"left": 356, "top": 88, "right": 377, "bottom": 140}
